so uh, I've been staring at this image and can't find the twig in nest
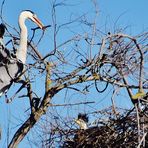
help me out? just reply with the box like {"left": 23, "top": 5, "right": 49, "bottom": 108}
{"left": 29, "top": 25, "right": 51, "bottom": 46}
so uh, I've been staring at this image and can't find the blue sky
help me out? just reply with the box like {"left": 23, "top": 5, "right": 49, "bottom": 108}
{"left": 0, "top": 0, "right": 147, "bottom": 147}
{"left": 2, "top": 0, "right": 148, "bottom": 33}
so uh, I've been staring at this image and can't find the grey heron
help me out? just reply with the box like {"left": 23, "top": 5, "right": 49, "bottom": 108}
{"left": 0, "top": 10, "right": 44, "bottom": 96}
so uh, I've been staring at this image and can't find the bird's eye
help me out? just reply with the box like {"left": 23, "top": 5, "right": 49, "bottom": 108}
{"left": 33, "top": 14, "right": 37, "bottom": 18}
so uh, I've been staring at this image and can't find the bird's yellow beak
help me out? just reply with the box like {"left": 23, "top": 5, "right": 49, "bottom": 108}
{"left": 32, "top": 16, "right": 44, "bottom": 30}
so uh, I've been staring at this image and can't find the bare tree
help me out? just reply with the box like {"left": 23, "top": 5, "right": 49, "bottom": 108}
{"left": 0, "top": 0, "right": 147, "bottom": 147}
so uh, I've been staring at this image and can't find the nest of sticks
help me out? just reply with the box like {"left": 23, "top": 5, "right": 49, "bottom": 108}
{"left": 62, "top": 107, "right": 148, "bottom": 148}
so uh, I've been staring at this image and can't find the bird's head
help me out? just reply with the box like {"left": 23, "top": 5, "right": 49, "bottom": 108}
{"left": 19, "top": 10, "right": 44, "bottom": 29}
{"left": 75, "top": 113, "right": 88, "bottom": 130}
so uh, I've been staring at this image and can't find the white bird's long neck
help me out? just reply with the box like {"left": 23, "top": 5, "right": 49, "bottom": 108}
{"left": 16, "top": 15, "right": 28, "bottom": 64}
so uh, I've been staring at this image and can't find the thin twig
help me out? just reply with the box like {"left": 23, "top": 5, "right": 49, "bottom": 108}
{"left": 49, "top": 101, "right": 95, "bottom": 107}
